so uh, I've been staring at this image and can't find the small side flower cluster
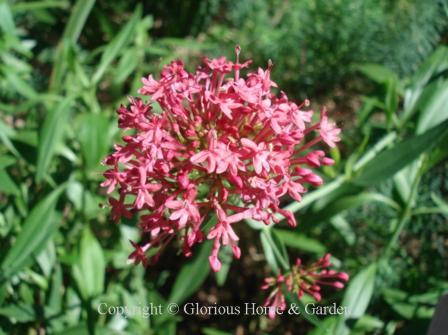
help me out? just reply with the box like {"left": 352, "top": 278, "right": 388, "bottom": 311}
{"left": 101, "top": 47, "right": 340, "bottom": 271}
{"left": 261, "top": 254, "right": 349, "bottom": 318}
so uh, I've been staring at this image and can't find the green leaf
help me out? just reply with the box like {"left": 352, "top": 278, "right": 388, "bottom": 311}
{"left": 66, "top": 180, "right": 102, "bottom": 219}
{"left": 309, "top": 316, "right": 338, "bottom": 335}
{"left": 0, "top": 1, "right": 16, "bottom": 35}
{"left": 168, "top": 240, "right": 212, "bottom": 304}
{"left": 336, "top": 263, "right": 377, "bottom": 334}
{"left": 357, "top": 64, "right": 399, "bottom": 86}
{"left": 260, "top": 229, "right": 289, "bottom": 272}
{"left": 385, "top": 77, "right": 399, "bottom": 125}
{"left": 47, "top": 265, "right": 63, "bottom": 314}
{"left": 409, "top": 46, "right": 448, "bottom": 90}
{"left": 53, "top": 324, "right": 110, "bottom": 335}
{"left": 382, "top": 288, "right": 435, "bottom": 319}
{"left": 260, "top": 230, "right": 279, "bottom": 273}
{"left": 62, "top": 0, "right": 96, "bottom": 44}
{"left": 49, "top": 0, "right": 95, "bottom": 89}
{"left": 202, "top": 328, "right": 233, "bottom": 335}
{"left": 330, "top": 215, "right": 356, "bottom": 246}
{"left": 0, "top": 119, "right": 21, "bottom": 158}
{"left": 285, "top": 293, "right": 322, "bottom": 326}
{"left": 403, "top": 46, "right": 448, "bottom": 122}
{"left": 77, "top": 113, "right": 113, "bottom": 173}
{"left": 0, "top": 185, "right": 65, "bottom": 281}
{"left": 11, "top": 1, "right": 69, "bottom": 12}
{"left": 72, "top": 227, "right": 105, "bottom": 300}
{"left": 0, "top": 304, "right": 36, "bottom": 323}
{"left": 92, "top": 6, "right": 141, "bottom": 84}
{"left": 36, "top": 97, "right": 73, "bottom": 182}
{"left": 284, "top": 177, "right": 346, "bottom": 215}
{"left": 0, "top": 170, "right": 19, "bottom": 195}
{"left": 0, "top": 155, "right": 16, "bottom": 169}
{"left": 309, "top": 192, "right": 400, "bottom": 223}
{"left": 114, "top": 48, "right": 139, "bottom": 84}
{"left": 36, "top": 240, "right": 56, "bottom": 277}
{"left": 215, "top": 245, "right": 232, "bottom": 287}
{"left": 356, "top": 63, "right": 401, "bottom": 126}
{"left": 431, "top": 193, "right": 448, "bottom": 215}
{"left": 416, "top": 79, "right": 448, "bottom": 134}
{"left": 3, "top": 70, "right": 38, "bottom": 99}
{"left": 351, "top": 315, "right": 384, "bottom": 333}
{"left": 354, "top": 119, "right": 448, "bottom": 186}
{"left": 273, "top": 229, "right": 326, "bottom": 254}
{"left": 393, "top": 165, "right": 416, "bottom": 203}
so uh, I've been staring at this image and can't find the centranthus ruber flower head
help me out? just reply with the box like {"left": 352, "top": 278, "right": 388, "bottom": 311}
{"left": 262, "top": 254, "right": 349, "bottom": 319}
{"left": 101, "top": 47, "right": 341, "bottom": 271}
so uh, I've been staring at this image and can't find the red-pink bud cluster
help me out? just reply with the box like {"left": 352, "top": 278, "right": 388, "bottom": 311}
{"left": 262, "top": 253, "right": 349, "bottom": 318}
{"left": 101, "top": 48, "right": 340, "bottom": 271}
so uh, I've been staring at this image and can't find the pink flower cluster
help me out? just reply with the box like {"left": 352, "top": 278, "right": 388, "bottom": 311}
{"left": 262, "top": 254, "right": 349, "bottom": 319}
{"left": 101, "top": 48, "right": 340, "bottom": 271}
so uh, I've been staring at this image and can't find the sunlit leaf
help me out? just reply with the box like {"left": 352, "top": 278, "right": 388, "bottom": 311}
{"left": 416, "top": 80, "right": 448, "bottom": 133}
{"left": 336, "top": 263, "right": 377, "bottom": 334}
{"left": 168, "top": 240, "right": 212, "bottom": 304}
{"left": 273, "top": 229, "right": 326, "bottom": 254}
{"left": 354, "top": 119, "right": 448, "bottom": 185}
{"left": 72, "top": 227, "right": 105, "bottom": 300}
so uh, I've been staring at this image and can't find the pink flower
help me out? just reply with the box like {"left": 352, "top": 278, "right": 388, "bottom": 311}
{"left": 262, "top": 253, "right": 349, "bottom": 319}
{"left": 165, "top": 187, "right": 201, "bottom": 228}
{"left": 204, "top": 56, "right": 234, "bottom": 73}
{"left": 101, "top": 48, "right": 340, "bottom": 270}
{"left": 209, "top": 94, "right": 242, "bottom": 119}
{"left": 319, "top": 109, "right": 341, "bottom": 147}
{"left": 267, "top": 294, "right": 286, "bottom": 319}
{"left": 241, "top": 138, "right": 271, "bottom": 175}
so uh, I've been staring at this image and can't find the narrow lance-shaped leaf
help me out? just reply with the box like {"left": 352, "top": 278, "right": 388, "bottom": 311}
{"left": 431, "top": 193, "right": 448, "bottom": 215}
{"left": 92, "top": 5, "right": 142, "bottom": 84}
{"left": 356, "top": 63, "right": 400, "bottom": 86}
{"left": 0, "top": 185, "right": 65, "bottom": 281}
{"left": 168, "top": 240, "right": 213, "bottom": 304}
{"left": 36, "top": 97, "right": 73, "bottom": 182}
{"left": 71, "top": 227, "right": 105, "bottom": 300}
{"left": 4, "top": 70, "right": 38, "bottom": 99}
{"left": 0, "top": 170, "right": 19, "bottom": 195}
{"left": 308, "top": 192, "right": 401, "bottom": 224}
{"left": 0, "top": 119, "right": 21, "bottom": 158}
{"left": 0, "top": 0, "right": 16, "bottom": 35}
{"left": 78, "top": 113, "right": 113, "bottom": 173}
{"left": 416, "top": 79, "right": 448, "bottom": 134}
{"left": 402, "top": 46, "right": 448, "bottom": 124}
{"left": 260, "top": 229, "right": 289, "bottom": 272}
{"left": 273, "top": 229, "right": 326, "bottom": 255}
{"left": 354, "top": 119, "right": 448, "bottom": 186}
{"left": 336, "top": 263, "right": 377, "bottom": 335}
{"left": 49, "top": 0, "right": 96, "bottom": 90}
{"left": 260, "top": 230, "right": 279, "bottom": 273}
{"left": 285, "top": 292, "right": 322, "bottom": 326}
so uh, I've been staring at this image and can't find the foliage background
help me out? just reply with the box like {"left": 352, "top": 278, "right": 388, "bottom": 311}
{"left": 1, "top": 0, "right": 448, "bottom": 334}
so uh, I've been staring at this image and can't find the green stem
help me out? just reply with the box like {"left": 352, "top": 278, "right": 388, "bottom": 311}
{"left": 412, "top": 207, "right": 447, "bottom": 216}
{"left": 263, "top": 229, "right": 290, "bottom": 271}
{"left": 353, "top": 132, "right": 397, "bottom": 171}
{"left": 381, "top": 157, "right": 425, "bottom": 261}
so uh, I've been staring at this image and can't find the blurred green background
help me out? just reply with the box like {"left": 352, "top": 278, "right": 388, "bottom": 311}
{"left": 1, "top": 0, "right": 448, "bottom": 334}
